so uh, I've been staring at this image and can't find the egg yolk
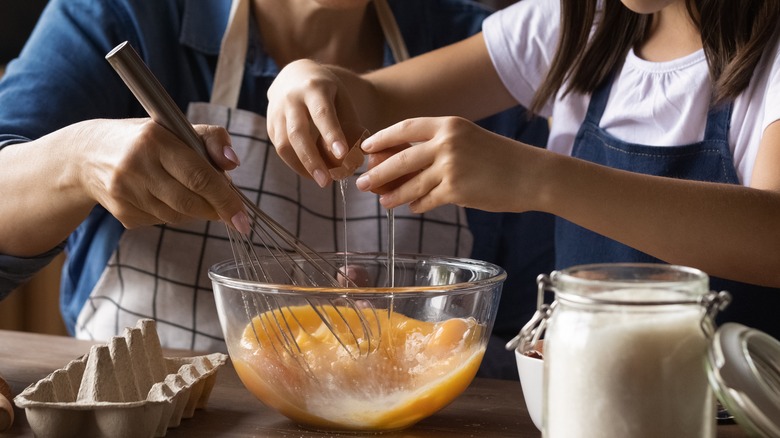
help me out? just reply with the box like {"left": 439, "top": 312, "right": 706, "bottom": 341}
{"left": 231, "top": 304, "right": 485, "bottom": 431}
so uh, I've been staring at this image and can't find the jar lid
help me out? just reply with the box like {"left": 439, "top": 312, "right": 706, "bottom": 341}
{"left": 707, "top": 323, "right": 780, "bottom": 436}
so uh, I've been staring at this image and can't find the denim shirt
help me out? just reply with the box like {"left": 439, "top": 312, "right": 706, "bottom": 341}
{"left": 0, "top": 0, "right": 552, "bottom": 353}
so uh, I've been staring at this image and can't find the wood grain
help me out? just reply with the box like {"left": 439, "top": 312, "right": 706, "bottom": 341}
{"left": 0, "top": 372, "right": 13, "bottom": 432}
{"left": 0, "top": 329, "right": 750, "bottom": 438}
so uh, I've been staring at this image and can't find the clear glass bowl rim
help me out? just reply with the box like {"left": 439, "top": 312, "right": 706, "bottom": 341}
{"left": 208, "top": 252, "right": 507, "bottom": 298}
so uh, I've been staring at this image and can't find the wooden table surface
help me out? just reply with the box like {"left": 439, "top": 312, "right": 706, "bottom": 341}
{"left": 0, "top": 329, "right": 748, "bottom": 437}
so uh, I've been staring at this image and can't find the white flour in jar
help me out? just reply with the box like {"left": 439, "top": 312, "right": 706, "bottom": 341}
{"left": 544, "top": 289, "right": 715, "bottom": 438}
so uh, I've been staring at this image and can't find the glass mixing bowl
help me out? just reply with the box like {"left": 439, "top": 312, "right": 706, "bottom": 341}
{"left": 210, "top": 252, "right": 505, "bottom": 432}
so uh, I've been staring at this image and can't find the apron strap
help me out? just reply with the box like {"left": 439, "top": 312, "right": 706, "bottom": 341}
{"left": 210, "top": 0, "right": 249, "bottom": 108}
{"left": 703, "top": 101, "right": 732, "bottom": 142}
{"left": 211, "top": 0, "right": 409, "bottom": 108}
{"left": 373, "top": 0, "right": 409, "bottom": 62}
{"left": 583, "top": 73, "right": 614, "bottom": 126}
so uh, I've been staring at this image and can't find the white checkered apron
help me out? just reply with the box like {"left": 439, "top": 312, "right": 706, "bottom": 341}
{"left": 74, "top": 0, "right": 472, "bottom": 351}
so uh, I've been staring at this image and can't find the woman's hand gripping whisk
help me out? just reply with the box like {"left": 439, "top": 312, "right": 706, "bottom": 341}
{"left": 106, "top": 41, "right": 381, "bottom": 363}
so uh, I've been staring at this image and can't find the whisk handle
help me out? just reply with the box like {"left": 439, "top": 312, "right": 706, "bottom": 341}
{"left": 105, "top": 41, "right": 217, "bottom": 168}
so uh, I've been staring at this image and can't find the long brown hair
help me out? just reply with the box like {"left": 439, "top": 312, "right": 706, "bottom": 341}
{"left": 530, "top": 0, "right": 780, "bottom": 113}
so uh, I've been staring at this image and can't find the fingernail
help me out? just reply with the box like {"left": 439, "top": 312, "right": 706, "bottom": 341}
{"left": 313, "top": 169, "right": 329, "bottom": 188}
{"left": 356, "top": 173, "right": 370, "bottom": 191}
{"left": 223, "top": 145, "right": 240, "bottom": 166}
{"left": 231, "top": 211, "right": 251, "bottom": 235}
{"left": 332, "top": 141, "right": 347, "bottom": 159}
{"left": 361, "top": 138, "right": 374, "bottom": 152}
{"left": 379, "top": 193, "right": 393, "bottom": 207}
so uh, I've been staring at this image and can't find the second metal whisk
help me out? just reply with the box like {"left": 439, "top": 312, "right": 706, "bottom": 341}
{"left": 105, "top": 41, "right": 382, "bottom": 364}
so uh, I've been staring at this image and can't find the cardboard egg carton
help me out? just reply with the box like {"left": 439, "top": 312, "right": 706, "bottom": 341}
{"left": 14, "top": 319, "right": 228, "bottom": 438}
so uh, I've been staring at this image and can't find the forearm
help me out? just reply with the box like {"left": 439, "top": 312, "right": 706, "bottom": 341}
{"left": 359, "top": 117, "right": 780, "bottom": 286}
{"left": 0, "top": 124, "right": 95, "bottom": 256}
{"left": 539, "top": 154, "right": 780, "bottom": 286}
{"left": 358, "top": 34, "right": 517, "bottom": 130}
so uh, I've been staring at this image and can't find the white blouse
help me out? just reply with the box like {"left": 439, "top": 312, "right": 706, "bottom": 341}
{"left": 483, "top": 0, "right": 780, "bottom": 186}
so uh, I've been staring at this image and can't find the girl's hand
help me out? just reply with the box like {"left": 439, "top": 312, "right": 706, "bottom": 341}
{"left": 356, "top": 116, "right": 540, "bottom": 213}
{"left": 77, "top": 119, "right": 249, "bottom": 233}
{"left": 267, "top": 59, "right": 366, "bottom": 186}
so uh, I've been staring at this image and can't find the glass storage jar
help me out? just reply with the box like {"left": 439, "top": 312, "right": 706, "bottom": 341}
{"left": 534, "top": 264, "right": 728, "bottom": 438}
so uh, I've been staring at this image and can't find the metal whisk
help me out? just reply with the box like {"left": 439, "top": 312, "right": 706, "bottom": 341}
{"left": 105, "top": 41, "right": 381, "bottom": 362}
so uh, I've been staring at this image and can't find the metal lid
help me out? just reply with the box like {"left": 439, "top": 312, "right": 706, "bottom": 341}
{"left": 707, "top": 323, "right": 780, "bottom": 437}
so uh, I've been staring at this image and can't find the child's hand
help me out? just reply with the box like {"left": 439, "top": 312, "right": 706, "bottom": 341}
{"left": 364, "top": 143, "right": 415, "bottom": 195}
{"left": 267, "top": 59, "right": 364, "bottom": 187}
{"left": 356, "top": 116, "right": 534, "bottom": 213}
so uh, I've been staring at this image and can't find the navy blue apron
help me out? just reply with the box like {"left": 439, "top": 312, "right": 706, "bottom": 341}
{"left": 555, "top": 76, "right": 780, "bottom": 338}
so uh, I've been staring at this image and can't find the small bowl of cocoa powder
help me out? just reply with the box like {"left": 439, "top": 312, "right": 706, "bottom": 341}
{"left": 514, "top": 340, "right": 544, "bottom": 431}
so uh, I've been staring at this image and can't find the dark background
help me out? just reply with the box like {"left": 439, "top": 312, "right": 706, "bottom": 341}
{"left": 1, "top": 1, "right": 48, "bottom": 63}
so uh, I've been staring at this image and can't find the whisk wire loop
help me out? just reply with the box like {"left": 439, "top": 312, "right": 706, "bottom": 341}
{"left": 106, "top": 41, "right": 382, "bottom": 367}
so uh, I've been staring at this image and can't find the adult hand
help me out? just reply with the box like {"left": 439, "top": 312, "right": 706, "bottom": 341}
{"left": 267, "top": 59, "right": 366, "bottom": 187}
{"left": 78, "top": 118, "right": 249, "bottom": 233}
{"left": 356, "top": 116, "right": 543, "bottom": 214}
